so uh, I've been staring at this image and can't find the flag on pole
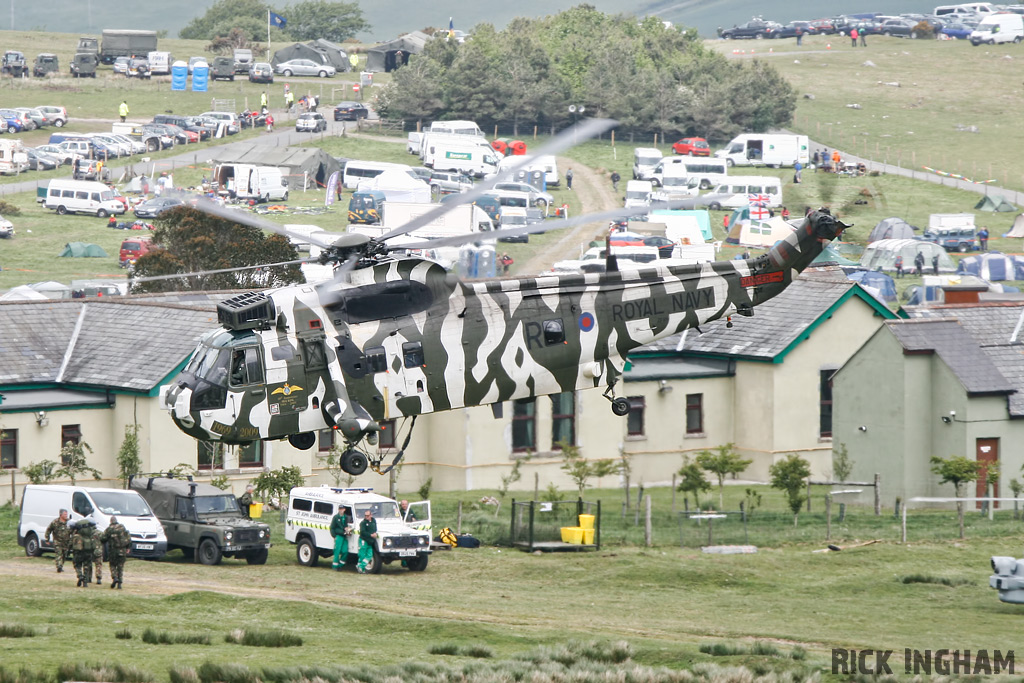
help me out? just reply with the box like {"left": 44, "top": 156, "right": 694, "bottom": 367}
{"left": 269, "top": 11, "right": 287, "bottom": 28}
{"left": 447, "top": 17, "right": 455, "bottom": 41}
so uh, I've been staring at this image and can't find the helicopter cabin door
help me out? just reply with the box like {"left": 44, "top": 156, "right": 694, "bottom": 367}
{"left": 363, "top": 337, "right": 428, "bottom": 418}
{"left": 262, "top": 339, "right": 310, "bottom": 417}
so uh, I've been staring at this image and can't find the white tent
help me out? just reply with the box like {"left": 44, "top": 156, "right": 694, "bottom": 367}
{"left": 357, "top": 169, "right": 430, "bottom": 203}
{"left": 861, "top": 239, "right": 955, "bottom": 273}
{"left": 738, "top": 216, "right": 795, "bottom": 248}
{"left": 1006, "top": 213, "right": 1024, "bottom": 238}
{"left": 0, "top": 285, "right": 47, "bottom": 301}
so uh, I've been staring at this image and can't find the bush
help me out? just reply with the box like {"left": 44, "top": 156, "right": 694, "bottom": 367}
{"left": 168, "top": 667, "right": 200, "bottom": 683}
{"left": 196, "top": 662, "right": 260, "bottom": 683}
{"left": 0, "top": 624, "right": 36, "bottom": 638}
{"left": 114, "top": 628, "right": 132, "bottom": 640}
{"left": 0, "top": 200, "right": 21, "bottom": 217}
{"left": 141, "top": 628, "right": 211, "bottom": 645}
{"left": 225, "top": 629, "right": 303, "bottom": 647}
{"left": 56, "top": 664, "right": 151, "bottom": 683}
{"left": 899, "top": 573, "right": 973, "bottom": 587}
{"left": 0, "top": 667, "right": 52, "bottom": 683}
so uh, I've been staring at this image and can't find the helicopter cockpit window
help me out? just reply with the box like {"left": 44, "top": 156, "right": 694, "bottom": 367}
{"left": 230, "top": 347, "right": 263, "bottom": 386}
{"left": 544, "top": 319, "right": 565, "bottom": 345}
{"left": 191, "top": 346, "right": 230, "bottom": 410}
{"left": 197, "top": 348, "right": 230, "bottom": 386}
{"left": 365, "top": 346, "right": 387, "bottom": 373}
{"left": 403, "top": 341, "right": 424, "bottom": 368}
{"left": 302, "top": 339, "right": 327, "bottom": 371}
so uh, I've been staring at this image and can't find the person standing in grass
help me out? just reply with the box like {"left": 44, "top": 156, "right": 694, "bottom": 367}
{"left": 101, "top": 516, "right": 131, "bottom": 590}
{"left": 850, "top": 27, "right": 859, "bottom": 47}
{"left": 914, "top": 251, "right": 925, "bottom": 276}
{"left": 45, "top": 509, "right": 71, "bottom": 574}
{"left": 978, "top": 227, "right": 989, "bottom": 251}
{"left": 357, "top": 508, "right": 378, "bottom": 573}
{"left": 119, "top": 100, "right": 129, "bottom": 122}
{"left": 237, "top": 484, "right": 255, "bottom": 518}
{"left": 330, "top": 505, "right": 350, "bottom": 571}
{"left": 70, "top": 519, "right": 97, "bottom": 587}
{"left": 894, "top": 254, "right": 904, "bottom": 278}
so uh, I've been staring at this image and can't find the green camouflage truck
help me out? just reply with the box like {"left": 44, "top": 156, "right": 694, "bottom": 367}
{"left": 129, "top": 475, "right": 271, "bottom": 565}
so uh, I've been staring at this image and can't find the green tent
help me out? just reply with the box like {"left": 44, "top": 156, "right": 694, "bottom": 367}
{"left": 811, "top": 243, "right": 858, "bottom": 266}
{"left": 975, "top": 195, "right": 1016, "bottom": 212}
{"left": 59, "top": 242, "right": 108, "bottom": 258}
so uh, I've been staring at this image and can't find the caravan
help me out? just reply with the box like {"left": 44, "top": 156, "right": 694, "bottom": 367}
{"left": 342, "top": 160, "right": 414, "bottom": 189}
{"left": 0, "top": 139, "right": 28, "bottom": 174}
{"left": 633, "top": 147, "right": 663, "bottom": 180}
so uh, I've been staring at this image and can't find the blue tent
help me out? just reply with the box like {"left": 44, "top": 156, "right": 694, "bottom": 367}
{"left": 846, "top": 270, "right": 898, "bottom": 302}
{"left": 956, "top": 252, "right": 1024, "bottom": 281}
{"left": 650, "top": 209, "right": 712, "bottom": 241}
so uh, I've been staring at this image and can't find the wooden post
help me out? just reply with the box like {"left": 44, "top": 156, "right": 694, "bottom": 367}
{"left": 901, "top": 500, "right": 907, "bottom": 544}
{"left": 644, "top": 495, "right": 652, "bottom": 547}
{"left": 672, "top": 474, "right": 677, "bottom": 513}
{"left": 611, "top": 130, "right": 615, "bottom": 147}
{"left": 527, "top": 501, "right": 535, "bottom": 551}
{"left": 534, "top": 472, "right": 538, "bottom": 502}
{"left": 874, "top": 473, "right": 881, "bottom": 516}
{"left": 707, "top": 515, "right": 713, "bottom": 546}
{"left": 457, "top": 500, "right": 463, "bottom": 535}
{"left": 493, "top": 125, "right": 498, "bottom": 138}
{"left": 533, "top": 125, "right": 537, "bottom": 140}
{"left": 806, "top": 482, "right": 812, "bottom": 512}
{"left": 653, "top": 133, "right": 657, "bottom": 146}
{"left": 839, "top": 502, "right": 846, "bottom": 522}
{"left": 509, "top": 499, "right": 515, "bottom": 545}
{"left": 825, "top": 494, "right": 832, "bottom": 541}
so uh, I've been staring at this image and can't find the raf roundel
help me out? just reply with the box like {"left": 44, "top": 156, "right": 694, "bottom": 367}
{"left": 578, "top": 312, "right": 596, "bottom": 332}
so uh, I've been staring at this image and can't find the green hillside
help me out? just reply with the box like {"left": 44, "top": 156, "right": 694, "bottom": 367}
{"left": 10, "top": 0, "right": 943, "bottom": 42}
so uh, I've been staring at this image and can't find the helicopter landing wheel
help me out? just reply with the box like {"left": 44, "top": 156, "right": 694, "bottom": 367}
{"left": 341, "top": 449, "right": 369, "bottom": 476}
{"left": 610, "top": 397, "right": 630, "bottom": 417}
{"left": 288, "top": 432, "right": 316, "bottom": 450}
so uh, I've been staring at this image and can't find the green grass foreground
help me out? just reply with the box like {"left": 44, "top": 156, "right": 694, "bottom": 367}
{"left": 1, "top": 490, "right": 1022, "bottom": 680}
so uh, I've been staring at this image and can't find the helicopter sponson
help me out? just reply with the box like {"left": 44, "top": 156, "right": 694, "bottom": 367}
{"left": 161, "top": 210, "right": 844, "bottom": 475}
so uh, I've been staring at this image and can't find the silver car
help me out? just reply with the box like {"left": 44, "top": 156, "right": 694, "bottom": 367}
{"left": 493, "top": 181, "right": 555, "bottom": 209}
{"left": 274, "top": 59, "right": 335, "bottom": 78}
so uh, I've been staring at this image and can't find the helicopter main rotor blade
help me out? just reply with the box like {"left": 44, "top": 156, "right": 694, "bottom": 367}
{"left": 192, "top": 198, "right": 338, "bottom": 250}
{"left": 376, "top": 118, "right": 617, "bottom": 243}
{"left": 128, "top": 258, "right": 312, "bottom": 284}
{"left": 391, "top": 198, "right": 698, "bottom": 251}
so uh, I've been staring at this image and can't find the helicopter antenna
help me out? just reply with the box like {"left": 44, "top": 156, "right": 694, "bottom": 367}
{"left": 127, "top": 258, "right": 312, "bottom": 285}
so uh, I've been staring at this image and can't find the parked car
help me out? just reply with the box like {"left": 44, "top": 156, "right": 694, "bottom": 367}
{"left": 133, "top": 197, "right": 186, "bottom": 219}
{"left": 295, "top": 112, "right": 327, "bottom": 132}
{"left": 198, "top": 111, "right": 241, "bottom": 134}
{"left": 922, "top": 227, "right": 978, "bottom": 252}
{"left": 112, "top": 56, "right": 130, "bottom": 74}
{"left": 35, "top": 106, "right": 67, "bottom": 128}
{"left": 879, "top": 18, "right": 919, "bottom": 37}
{"left": 0, "top": 215, "right": 13, "bottom": 238}
{"left": 32, "top": 53, "right": 59, "bottom": 78}
{"left": 671, "top": 137, "right": 711, "bottom": 157}
{"left": 248, "top": 62, "right": 273, "bottom": 83}
{"left": 14, "top": 108, "right": 46, "bottom": 129}
{"left": 809, "top": 18, "right": 837, "bottom": 34}
{"left": 187, "top": 56, "right": 206, "bottom": 74}
{"left": 333, "top": 101, "right": 368, "bottom": 121}
{"left": 941, "top": 20, "right": 976, "bottom": 38}
{"left": 429, "top": 171, "right": 474, "bottom": 195}
{"left": 0, "top": 110, "right": 26, "bottom": 132}
{"left": 274, "top": 59, "right": 336, "bottom": 78}
{"left": 126, "top": 57, "right": 150, "bottom": 79}
{"left": 36, "top": 143, "right": 78, "bottom": 165}
{"left": 721, "top": 20, "right": 782, "bottom": 39}
{"left": 211, "top": 56, "right": 235, "bottom": 81}
{"left": 24, "top": 147, "right": 58, "bottom": 171}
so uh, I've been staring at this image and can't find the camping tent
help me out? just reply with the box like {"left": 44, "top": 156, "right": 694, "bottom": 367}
{"left": 59, "top": 242, "right": 108, "bottom": 258}
{"left": 1005, "top": 213, "right": 1024, "bottom": 238}
{"left": 975, "top": 195, "right": 1016, "bottom": 212}
{"left": 212, "top": 144, "right": 342, "bottom": 190}
{"left": 357, "top": 168, "right": 430, "bottom": 203}
{"left": 868, "top": 217, "right": 917, "bottom": 242}
{"left": 649, "top": 209, "right": 711, "bottom": 241}
{"left": 846, "top": 270, "right": 898, "bottom": 302}
{"left": 365, "top": 31, "right": 431, "bottom": 72}
{"left": 272, "top": 40, "right": 350, "bottom": 71}
{"left": 860, "top": 239, "right": 954, "bottom": 273}
{"left": 904, "top": 275, "right": 1019, "bottom": 305}
{"left": 956, "top": 252, "right": 1024, "bottom": 281}
{"left": 811, "top": 243, "right": 858, "bottom": 266}
{"left": 724, "top": 207, "right": 796, "bottom": 247}
{"left": 0, "top": 285, "right": 48, "bottom": 301}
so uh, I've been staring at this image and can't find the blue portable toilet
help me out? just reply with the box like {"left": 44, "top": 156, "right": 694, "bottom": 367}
{"left": 192, "top": 61, "right": 209, "bottom": 92}
{"left": 171, "top": 61, "right": 187, "bottom": 91}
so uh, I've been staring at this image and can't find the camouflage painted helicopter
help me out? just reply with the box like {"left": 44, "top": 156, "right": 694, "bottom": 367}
{"left": 160, "top": 121, "right": 846, "bottom": 476}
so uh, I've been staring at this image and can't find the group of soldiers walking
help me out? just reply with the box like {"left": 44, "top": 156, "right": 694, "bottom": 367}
{"left": 44, "top": 509, "right": 131, "bottom": 589}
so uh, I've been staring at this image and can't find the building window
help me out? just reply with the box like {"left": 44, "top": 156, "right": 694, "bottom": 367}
{"left": 61, "top": 424, "right": 82, "bottom": 447}
{"left": 379, "top": 419, "right": 397, "bottom": 449}
{"left": 1, "top": 429, "right": 16, "bottom": 469}
{"left": 512, "top": 399, "right": 536, "bottom": 452}
{"left": 686, "top": 394, "right": 703, "bottom": 434}
{"left": 820, "top": 369, "right": 835, "bottom": 438}
{"left": 627, "top": 397, "right": 645, "bottom": 436}
{"left": 551, "top": 392, "right": 575, "bottom": 449}
{"left": 198, "top": 441, "right": 225, "bottom": 470}
{"left": 239, "top": 441, "right": 264, "bottom": 468}
{"left": 318, "top": 429, "right": 335, "bottom": 452}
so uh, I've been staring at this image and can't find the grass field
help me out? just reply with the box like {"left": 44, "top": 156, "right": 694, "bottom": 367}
{"left": 0, "top": 488, "right": 1021, "bottom": 681}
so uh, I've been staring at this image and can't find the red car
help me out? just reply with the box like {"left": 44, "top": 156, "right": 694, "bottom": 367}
{"left": 672, "top": 137, "right": 711, "bottom": 156}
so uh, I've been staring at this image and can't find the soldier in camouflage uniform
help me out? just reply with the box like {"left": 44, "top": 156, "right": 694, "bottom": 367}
{"left": 92, "top": 530, "right": 104, "bottom": 585}
{"left": 100, "top": 516, "right": 131, "bottom": 589}
{"left": 70, "top": 519, "right": 97, "bottom": 587}
{"left": 44, "top": 509, "right": 71, "bottom": 573}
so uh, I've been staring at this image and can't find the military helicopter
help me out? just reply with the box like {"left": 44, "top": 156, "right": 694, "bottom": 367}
{"left": 159, "top": 120, "right": 846, "bottom": 476}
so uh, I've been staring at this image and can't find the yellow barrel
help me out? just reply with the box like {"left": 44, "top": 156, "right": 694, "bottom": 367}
{"left": 560, "top": 526, "right": 584, "bottom": 544}
{"left": 578, "top": 514, "right": 595, "bottom": 530}
{"left": 581, "top": 528, "right": 595, "bottom": 544}
{"left": 249, "top": 502, "right": 264, "bottom": 518}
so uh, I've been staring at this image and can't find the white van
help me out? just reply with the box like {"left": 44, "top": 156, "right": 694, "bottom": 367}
{"left": 342, "top": 160, "right": 414, "bottom": 189}
{"left": 18, "top": 484, "right": 168, "bottom": 559}
{"left": 970, "top": 13, "right": 1024, "bottom": 44}
{"left": 651, "top": 158, "right": 729, "bottom": 190}
{"left": 406, "top": 131, "right": 423, "bottom": 154}
{"left": 633, "top": 147, "right": 663, "bottom": 180}
{"left": 699, "top": 175, "right": 783, "bottom": 209}
{"left": 428, "top": 119, "right": 484, "bottom": 137}
{"left": 213, "top": 163, "right": 289, "bottom": 202}
{"left": 44, "top": 179, "right": 125, "bottom": 217}
{"left": 426, "top": 139, "right": 500, "bottom": 178}
{"left": 934, "top": 3, "right": 995, "bottom": 16}
{"left": 624, "top": 180, "right": 653, "bottom": 209}
{"left": 147, "top": 51, "right": 172, "bottom": 75}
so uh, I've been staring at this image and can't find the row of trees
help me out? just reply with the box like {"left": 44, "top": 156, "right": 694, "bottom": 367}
{"left": 180, "top": 0, "right": 369, "bottom": 44}
{"left": 376, "top": 6, "right": 796, "bottom": 140}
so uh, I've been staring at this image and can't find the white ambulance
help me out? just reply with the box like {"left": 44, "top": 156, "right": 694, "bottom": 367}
{"left": 285, "top": 486, "right": 431, "bottom": 573}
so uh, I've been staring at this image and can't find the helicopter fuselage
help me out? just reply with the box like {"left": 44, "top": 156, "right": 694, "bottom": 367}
{"left": 162, "top": 211, "right": 842, "bottom": 456}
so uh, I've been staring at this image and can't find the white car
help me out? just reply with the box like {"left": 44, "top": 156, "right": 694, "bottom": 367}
{"left": 295, "top": 112, "right": 327, "bottom": 132}
{"left": 274, "top": 59, "right": 336, "bottom": 78}
{"left": 35, "top": 143, "right": 80, "bottom": 165}
{"left": 285, "top": 486, "right": 431, "bottom": 573}
{"left": 0, "top": 214, "right": 13, "bottom": 238}
{"left": 198, "top": 111, "right": 241, "bottom": 135}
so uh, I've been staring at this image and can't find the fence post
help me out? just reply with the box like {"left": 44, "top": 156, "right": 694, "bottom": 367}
{"left": 644, "top": 495, "right": 652, "bottom": 547}
{"left": 839, "top": 502, "right": 846, "bottom": 522}
{"left": 509, "top": 499, "right": 514, "bottom": 545}
{"left": 825, "top": 494, "right": 832, "bottom": 541}
{"left": 596, "top": 499, "right": 601, "bottom": 550}
{"left": 901, "top": 500, "right": 907, "bottom": 544}
{"left": 806, "top": 481, "right": 812, "bottom": 512}
{"left": 707, "top": 515, "right": 713, "bottom": 546}
{"left": 671, "top": 474, "right": 677, "bottom": 513}
{"left": 528, "top": 500, "right": 535, "bottom": 551}
{"left": 874, "top": 473, "right": 881, "bottom": 516}
{"left": 533, "top": 472, "right": 538, "bottom": 502}
{"left": 457, "top": 500, "right": 463, "bottom": 535}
